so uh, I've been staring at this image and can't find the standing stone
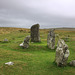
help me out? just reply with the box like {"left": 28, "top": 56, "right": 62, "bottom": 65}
{"left": 23, "top": 35, "right": 30, "bottom": 48}
{"left": 20, "top": 35, "right": 30, "bottom": 48}
{"left": 31, "top": 24, "right": 40, "bottom": 42}
{"left": 55, "top": 39, "right": 70, "bottom": 67}
{"left": 47, "top": 29, "right": 55, "bottom": 49}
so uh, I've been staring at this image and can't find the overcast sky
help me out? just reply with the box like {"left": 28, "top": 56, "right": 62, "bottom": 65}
{"left": 0, "top": 0, "right": 75, "bottom": 28}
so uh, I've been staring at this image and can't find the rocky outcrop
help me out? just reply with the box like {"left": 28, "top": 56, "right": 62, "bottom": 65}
{"left": 3, "top": 38, "right": 8, "bottom": 42}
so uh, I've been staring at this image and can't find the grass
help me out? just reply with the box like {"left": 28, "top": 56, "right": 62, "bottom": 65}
{"left": 0, "top": 27, "right": 75, "bottom": 75}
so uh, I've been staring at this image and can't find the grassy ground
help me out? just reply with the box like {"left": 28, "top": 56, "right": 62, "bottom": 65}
{"left": 0, "top": 27, "right": 75, "bottom": 75}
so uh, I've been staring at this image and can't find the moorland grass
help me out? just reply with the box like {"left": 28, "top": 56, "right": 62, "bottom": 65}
{"left": 0, "top": 27, "right": 75, "bottom": 75}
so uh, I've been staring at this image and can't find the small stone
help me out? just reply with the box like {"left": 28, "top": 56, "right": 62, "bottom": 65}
{"left": 5, "top": 61, "right": 14, "bottom": 65}
{"left": 69, "top": 60, "right": 75, "bottom": 66}
{"left": 4, "top": 38, "right": 8, "bottom": 42}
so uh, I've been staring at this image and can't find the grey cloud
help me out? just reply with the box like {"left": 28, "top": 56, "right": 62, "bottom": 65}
{"left": 0, "top": 0, "right": 75, "bottom": 28}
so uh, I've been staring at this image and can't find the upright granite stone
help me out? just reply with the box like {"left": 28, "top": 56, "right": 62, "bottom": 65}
{"left": 55, "top": 39, "right": 70, "bottom": 67}
{"left": 20, "top": 35, "right": 30, "bottom": 48}
{"left": 31, "top": 24, "right": 40, "bottom": 42}
{"left": 47, "top": 29, "right": 55, "bottom": 49}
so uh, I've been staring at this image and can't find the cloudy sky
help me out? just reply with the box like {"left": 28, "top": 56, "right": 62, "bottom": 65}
{"left": 0, "top": 0, "right": 75, "bottom": 28}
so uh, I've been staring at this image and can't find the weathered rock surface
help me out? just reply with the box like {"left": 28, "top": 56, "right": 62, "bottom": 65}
{"left": 55, "top": 39, "right": 70, "bottom": 67}
{"left": 47, "top": 29, "right": 55, "bottom": 49}
{"left": 31, "top": 24, "right": 40, "bottom": 42}
{"left": 69, "top": 60, "right": 75, "bottom": 66}
{"left": 23, "top": 35, "right": 30, "bottom": 48}
{"left": 20, "top": 35, "right": 30, "bottom": 48}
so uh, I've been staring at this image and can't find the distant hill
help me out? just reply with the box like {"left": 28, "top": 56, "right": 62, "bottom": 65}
{"left": 44, "top": 27, "right": 75, "bottom": 31}
{"left": 0, "top": 27, "right": 75, "bottom": 31}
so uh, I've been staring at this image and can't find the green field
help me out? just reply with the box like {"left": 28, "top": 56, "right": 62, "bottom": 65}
{"left": 0, "top": 27, "right": 75, "bottom": 75}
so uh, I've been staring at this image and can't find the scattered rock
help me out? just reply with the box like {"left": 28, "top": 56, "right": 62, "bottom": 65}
{"left": 69, "top": 60, "right": 75, "bottom": 66}
{"left": 47, "top": 29, "right": 55, "bottom": 49}
{"left": 55, "top": 39, "right": 70, "bottom": 67}
{"left": 19, "top": 42, "right": 24, "bottom": 47}
{"left": 31, "top": 24, "right": 40, "bottom": 42}
{"left": 3, "top": 38, "right": 8, "bottom": 42}
{"left": 5, "top": 61, "right": 14, "bottom": 65}
{"left": 20, "top": 35, "right": 30, "bottom": 48}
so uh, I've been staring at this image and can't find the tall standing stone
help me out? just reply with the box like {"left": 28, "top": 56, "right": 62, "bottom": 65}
{"left": 31, "top": 24, "right": 40, "bottom": 42}
{"left": 55, "top": 39, "right": 70, "bottom": 67}
{"left": 47, "top": 29, "right": 55, "bottom": 49}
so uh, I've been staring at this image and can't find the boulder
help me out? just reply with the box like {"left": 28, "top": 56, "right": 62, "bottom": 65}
{"left": 31, "top": 24, "right": 40, "bottom": 42}
{"left": 47, "top": 29, "right": 55, "bottom": 49}
{"left": 55, "top": 39, "right": 70, "bottom": 67}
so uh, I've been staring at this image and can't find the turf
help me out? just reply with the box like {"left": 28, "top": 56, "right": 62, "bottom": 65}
{"left": 0, "top": 27, "right": 75, "bottom": 75}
